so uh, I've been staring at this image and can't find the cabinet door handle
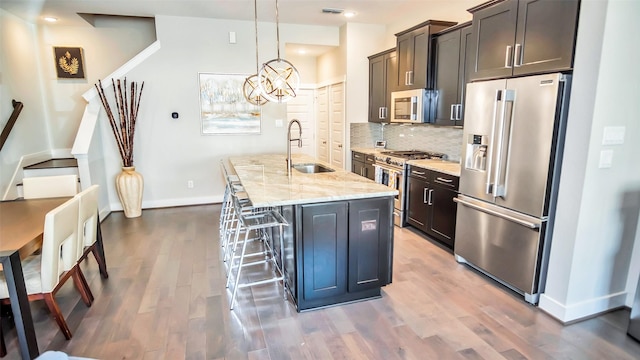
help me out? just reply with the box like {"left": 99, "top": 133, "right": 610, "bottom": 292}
{"left": 436, "top": 177, "right": 453, "bottom": 183}
{"left": 514, "top": 43, "right": 522, "bottom": 67}
{"left": 322, "top": 140, "right": 327, "bottom": 144}
{"left": 505, "top": 45, "right": 513, "bottom": 68}
{"left": 354, "top": 154, "right": 361, "bottom": 159}
{"left": 405, "top": 71, "right": 410, "bottom": 86}
{"left": 457, "top": 104, "right": 463, "bottom": 120}
{"left": 383, "top": 107, "right": 388, "bottom": 119}
{"left": 427, "top": 189, "right": 433, "bottom": 205}
{"left": 338, "top": 144, "right": 343, "bottom": 149}
{"left": 408, "top": 70, "right": 413, "bottom": 85}
{"left": 423, "top": 187, "right": 428, "bottom": 204}
{"left": 412, "top": 170, "right": 426, "bottom": 175}
{"left": 450, "top": 104, "right": 456, "bottom": 120}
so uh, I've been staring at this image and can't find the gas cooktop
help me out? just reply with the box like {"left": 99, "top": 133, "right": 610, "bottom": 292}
{"left": 375, "top": 150, "right": 447, "bottom": 168}
{"left": 380, "top": 150, "right": 446, "bottom": 160}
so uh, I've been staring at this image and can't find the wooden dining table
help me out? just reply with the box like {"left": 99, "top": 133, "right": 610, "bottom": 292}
{"left": 0, "top": 196, "right": 108, "bottom": 360}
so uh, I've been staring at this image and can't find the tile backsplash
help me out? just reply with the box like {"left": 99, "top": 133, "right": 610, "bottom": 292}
{"left": 350, "top": 123, "right": 463, "bottom": 162}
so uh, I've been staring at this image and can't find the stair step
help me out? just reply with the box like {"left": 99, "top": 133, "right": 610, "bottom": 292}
{"left": 23, "top": 158, "right": 79, "bottom": 178}
{"left": 24, "top": 158, "right": 78, "bottom": 170}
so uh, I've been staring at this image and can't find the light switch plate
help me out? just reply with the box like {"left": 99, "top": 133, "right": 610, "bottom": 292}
{"left": 599, "top": 149, "right": 613, "bottom": 168}
{"left": 602, "top": 126, "right": 625, "bottom": 145}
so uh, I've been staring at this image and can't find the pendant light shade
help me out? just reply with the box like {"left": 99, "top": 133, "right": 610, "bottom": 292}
{"left": 243, "top": 0, "right": 268, "bottom": 106}
{"left": 243, "top": 74, "right": 267, "bottom": 106}
{"left": 257, "top": 0, "right": 300, "bottom": 103}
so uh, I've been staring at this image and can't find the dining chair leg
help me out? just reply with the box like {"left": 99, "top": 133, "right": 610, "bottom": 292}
{"left": 95, "top": 218, "right": 109, "bottom": 279}
{"left": 0, "top": 322, "right": 6, "bottom": 357}
{"left": 72, "top": 267, "right": 94, "bottom": 306}
{"left": 42, "top": 293, "right": 72, "bottom": 340}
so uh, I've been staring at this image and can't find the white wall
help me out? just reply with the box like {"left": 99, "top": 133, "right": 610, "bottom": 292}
{"left": 0, "top": 12, "right": 156, "bottom": 198}
{"left": 540, "top": 0, "right": 640, "bottom": 322}
{"left": 98, "top": 15, "right": 340, "bottom": 209}
{"left": 0, "top": 10, "right": 51, "bottom": 196}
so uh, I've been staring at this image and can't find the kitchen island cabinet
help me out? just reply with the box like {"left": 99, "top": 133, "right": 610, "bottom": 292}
{"left": 229, "top": 154, "right": 396, "bottom": 311}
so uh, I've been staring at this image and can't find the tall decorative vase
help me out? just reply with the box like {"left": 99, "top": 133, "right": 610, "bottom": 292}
{"left": 116, "top": 166, "right": 143, "bottom": 218}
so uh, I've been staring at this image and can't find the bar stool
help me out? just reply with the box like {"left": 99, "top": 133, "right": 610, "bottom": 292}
{"left": 225, "top": 196, "right": 288, "bottom": 310}
{"left": 219, "top": 160, "right": 254, "bottom": 262}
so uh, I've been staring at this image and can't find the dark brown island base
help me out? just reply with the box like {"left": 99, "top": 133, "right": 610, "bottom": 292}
{"left": 229, "top": 154, "right": 397, "bottom": 311}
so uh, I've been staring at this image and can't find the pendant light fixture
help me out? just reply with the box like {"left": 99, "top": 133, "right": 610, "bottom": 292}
{"left": 243, "top": 0, "right": 267, "bottom": 106}
{"left": 257, "top": 0, "right": 300, "bottom": 103}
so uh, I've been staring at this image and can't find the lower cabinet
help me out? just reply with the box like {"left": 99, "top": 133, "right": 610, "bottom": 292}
{"left": 351, "top": 151, "right": 375, "bottom": 181}
{"left": 293, "top": 197, "right": 393, "bottom": 310}
{"left": 406, "top": 166, "right": 459, "bottom": 249}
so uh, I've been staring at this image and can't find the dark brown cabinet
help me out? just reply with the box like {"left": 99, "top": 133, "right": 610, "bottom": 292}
{"left": 368, "top": 49, "right": 396, "bottom": 123}
{"left": 296, "top": 197, "right": 393, "bottom": 310}
{"left": 432, "top": 22, "right": 473, "bottom": 126}
{"left": 406, "top": 166, "right": 459, "bottom": 249}
{"left": 351, "top": 151, "right": 375, "bottom": 181}
{"left": 469, "top": 0, "right": 580, "bottom": 81}
{"left": 395, "top": 20, "right": 457, "bottom": 91}
{"left": 300, "top": 202, "right": 348, "bottom": 301}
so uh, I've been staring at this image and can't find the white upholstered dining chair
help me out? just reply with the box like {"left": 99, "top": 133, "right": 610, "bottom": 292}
{"left": 76, "top": 185, "right": 108, "bottom": 280}
{"left": 0, "top": 195, "right": 93, "bottom": 342}
{"left": 22, "top": 174, "right": 78, "bottom": 199}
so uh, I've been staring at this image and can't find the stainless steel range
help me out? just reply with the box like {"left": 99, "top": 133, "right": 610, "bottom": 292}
{"left": 374, "top": 150, "right": 447, "bottom": 227}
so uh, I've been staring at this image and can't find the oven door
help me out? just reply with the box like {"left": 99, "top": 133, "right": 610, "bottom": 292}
{"left": 375, "top": 163, "right": 405, "bottom": 226}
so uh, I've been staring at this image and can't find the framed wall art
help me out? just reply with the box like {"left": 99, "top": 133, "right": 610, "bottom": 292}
{"left": 53, "top": 47, "right": 86, "bottom": 79}
{"left": 198, "top": 73, "right": 261, "bottom": 135}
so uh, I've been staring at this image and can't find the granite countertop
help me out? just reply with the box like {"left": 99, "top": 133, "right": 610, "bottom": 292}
{"left": 229, "top": 154, "right": 398, "bottom": 207}
{"left": 406, "top": 159, "right": 461, "bottom": 177}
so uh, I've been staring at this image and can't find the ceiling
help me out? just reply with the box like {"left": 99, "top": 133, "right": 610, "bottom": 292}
{"left": 0, "top": 0, "right": 479, "bottom": 57}
{"left": 0, "top": 0, "right": 478, "bottom": 27}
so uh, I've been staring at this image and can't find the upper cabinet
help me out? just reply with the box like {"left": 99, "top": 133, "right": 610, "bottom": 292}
{"left": 395, "top": 20, "right": 457, "bottom": 91}
{"left": 368, "top": 49, "right": 396, "bottom": 123}
{"left": 432, "top": 22, "right": 473, "bottom": 126}
{"left": 469, "top": 0, "right": 580, "bottom": 81}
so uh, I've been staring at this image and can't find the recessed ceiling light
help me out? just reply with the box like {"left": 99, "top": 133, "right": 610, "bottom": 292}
{"left": 344, "top": 11, "right": 357, "bottom": 18}
{"left": 44, "top": 17, "right": 58, "bottom": 22}
{"left": 297, "top": 49, "right": 307, "bottom": 55}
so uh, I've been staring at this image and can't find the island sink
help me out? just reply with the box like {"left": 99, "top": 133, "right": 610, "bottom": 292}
{"left": 292, "top": 163, "right": 335, "bottom": 174}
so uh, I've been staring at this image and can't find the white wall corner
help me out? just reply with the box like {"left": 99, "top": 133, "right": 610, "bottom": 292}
{"left": 539, "top": 291, "right": 628, "bottom": 324}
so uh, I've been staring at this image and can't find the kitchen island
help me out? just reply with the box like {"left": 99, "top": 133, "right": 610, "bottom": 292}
{"left": 229, "top": 154, "right": 397, "bottom": 311}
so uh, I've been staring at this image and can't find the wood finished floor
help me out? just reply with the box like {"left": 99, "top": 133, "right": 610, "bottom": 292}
{"left": 2, "top": 204, "right": 640, "bottom": 359}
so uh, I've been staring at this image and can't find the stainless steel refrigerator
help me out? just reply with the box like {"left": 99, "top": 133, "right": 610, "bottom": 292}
{"left": 454, "top": 73, "right": 571, "bottom": 304}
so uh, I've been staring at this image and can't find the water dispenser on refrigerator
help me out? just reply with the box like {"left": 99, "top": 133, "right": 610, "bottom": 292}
{"left": 465, "top": 134, "right": 488, "bottom": 172}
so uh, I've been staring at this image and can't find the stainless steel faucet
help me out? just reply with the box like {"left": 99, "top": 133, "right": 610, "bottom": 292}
{"left": 287, "top": 119, "right": 302, "bottom": 174}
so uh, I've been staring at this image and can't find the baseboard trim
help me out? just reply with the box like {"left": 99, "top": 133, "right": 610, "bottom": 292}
{"left": 539, "top": 291, "right": 628, "bottom": 324}
{"left": 109, "top": 195, "right": 224, "bottom": 212}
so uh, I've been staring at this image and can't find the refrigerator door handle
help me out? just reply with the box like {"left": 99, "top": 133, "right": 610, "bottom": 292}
{"left": 453, "top": 197, "right": 540, "bottom": 229}
{"left": 450, "top": 104, "right": 456, "bottom": 120}
{"left": 485, "top": 90, "right": 502, "bottom": 195}
{"left": 493, "top": 90, "right": 516, "bottom": 198}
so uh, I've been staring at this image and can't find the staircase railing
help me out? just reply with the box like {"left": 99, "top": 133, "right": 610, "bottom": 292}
{"left": 0, "top": 100, "right": 23, "bottom": 152}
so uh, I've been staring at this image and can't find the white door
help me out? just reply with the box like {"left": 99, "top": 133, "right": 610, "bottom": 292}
{"left": 286, "top": 88, "right": 315, "bottom": 157}
{"left": 330, "top": 83, "right": 345, "bottom": 170}
{"left": 316, "top": 86, "right": 329, "bottom": 163}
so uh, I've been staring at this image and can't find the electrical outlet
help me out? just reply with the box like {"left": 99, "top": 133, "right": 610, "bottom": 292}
{"left": 187, "top": 180, "right": 194, "bottom": 188}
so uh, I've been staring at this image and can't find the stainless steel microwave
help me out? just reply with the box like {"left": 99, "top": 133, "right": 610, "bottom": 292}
{"left": 390, "top": 89, "right": 427, "bottom": 123}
